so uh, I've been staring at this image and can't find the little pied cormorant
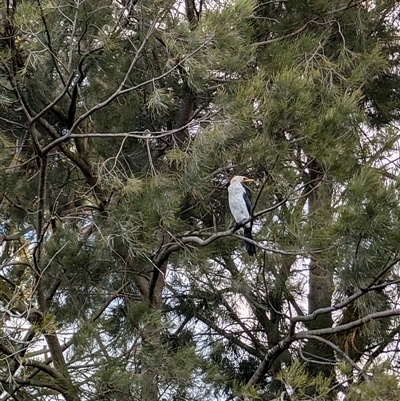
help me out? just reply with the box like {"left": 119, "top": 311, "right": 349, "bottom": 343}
{"left": 228, "top": 176, "right": 256, "bottom": 256}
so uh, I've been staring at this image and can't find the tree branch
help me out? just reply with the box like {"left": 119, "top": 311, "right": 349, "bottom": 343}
{"left": 42, "top": 34, "right": 214, "bottom": 155}
{"left": 292, "top": 258, "right": 400, "bottom": 324}
{"left": 246, "top": 307, "right": 400, "bottom": 387}
{"left": 0, "top": 227, "right": 34, "bottom": 244}
{"left": 153, "top": 198, "right": 289, "bottom": 266}
{"left": 195, "top": 312, "right": 262, "bottom": 358}
{"left": 297, "top": 309, "right": 400, "bottom": 338}
{"left": 298, "top": 334, "right": 368, "bottom": 380}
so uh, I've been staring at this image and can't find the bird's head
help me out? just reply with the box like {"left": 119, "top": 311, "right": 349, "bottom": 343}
{"left": 230, "top": 176, "right": 254, "bottom": 185}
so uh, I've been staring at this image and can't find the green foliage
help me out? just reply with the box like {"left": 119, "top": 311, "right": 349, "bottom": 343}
{"left": 147, "top": 87, "right": 175, "bottom": 118}
{"left": 347, "top": 364, "right": 400, "bottom": 401}
{"left": 1, "top": 0, "right": 400, "bottom": 400}
{"left": 277, "top": 360, "right": 332, "bottom": 400}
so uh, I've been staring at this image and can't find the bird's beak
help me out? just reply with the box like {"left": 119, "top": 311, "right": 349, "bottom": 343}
{"left": 242, "top": 178, "right": 254, "bottom": 183}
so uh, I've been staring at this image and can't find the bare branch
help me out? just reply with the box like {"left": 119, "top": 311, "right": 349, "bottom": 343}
{"left": 297, "top": 309, "right": 400, "bottom": 338}
{"left": 298, "top": 334, "right": 368, "bottom": 380}
{"left": 0, "top": 227, "right": 34, "bottom": 244}
{"left": 293, "top": 258, "right": 400, "bottom": 324}
{"left": 30, "top": 71, "right": 76, "bottom": 124}
{"left": 246, "top": 306, "right": 400, "bottom": 387}
{"left": 42, "top": 34, "right": 214, "bottom": 155}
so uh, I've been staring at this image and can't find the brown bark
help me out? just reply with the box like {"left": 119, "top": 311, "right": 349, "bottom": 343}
{"left": 303, "top": 160, "right": 335, "bottom": 397}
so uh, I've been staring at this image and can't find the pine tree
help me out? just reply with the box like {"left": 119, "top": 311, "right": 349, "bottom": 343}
{"left": 1, "top": 0, "right": 400, "bottom": 400}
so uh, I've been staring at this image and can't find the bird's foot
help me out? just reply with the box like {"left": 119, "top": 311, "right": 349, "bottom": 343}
{"left": 233, "top": 221, "right": 246, "bottom": 231}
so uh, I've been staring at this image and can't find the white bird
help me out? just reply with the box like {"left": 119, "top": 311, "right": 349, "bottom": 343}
{"left": 228, "top": 176, "right": 256, "bottom": 256}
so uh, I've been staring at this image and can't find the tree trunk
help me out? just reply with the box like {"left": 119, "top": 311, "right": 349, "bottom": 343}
{"left": 303, "top": 160, "right": 336, "bottom": 398}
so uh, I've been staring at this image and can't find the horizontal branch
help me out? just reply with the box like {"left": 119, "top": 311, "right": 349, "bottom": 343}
{"left": 292, "top": 258, "right": 400, "bottom": 324}
{"left": 67, "top": 112, "right": 216, "bottom": 140}
{"left": 254, "top": 1, "right": 367, "bottom": 46}
{"left": 153, "top": 198, "right": 288, "bottom": 266}
{"left": 0, "top": 226, "right": 34, "bottom": 243}
{"left": 233, "top": 233, "right": 311, "bottom": 256}
{"left": 298, "top": 334, "right": 367, "bottom": 379}
{"left": 0, "top": 375, "right": 63, "bottom": 392}
{"left": 0, "top": 341, "right": 63, "bottom": 380}
{"left": 42, "top": 32, "right": 213, "bottom": 155}
{"left": 247, "top": 307, "right": 400, "bottom": 387}
{"left": 297, "top": 309, "right": 400, "bottom": 338}
{"left": 0, "top": 116, "right": 26, "bottom": 128}
{"left": 254, "top": 18, "right": 317, "bottom": 46}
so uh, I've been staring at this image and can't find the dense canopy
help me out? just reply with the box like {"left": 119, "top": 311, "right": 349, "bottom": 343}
{"left": 1, "top": 0, "right": 400, "bottom": 400}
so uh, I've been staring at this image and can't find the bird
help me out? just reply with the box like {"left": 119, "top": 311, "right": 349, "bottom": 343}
{"left": 228, "top": 176, "right": 256, "bottom": 256}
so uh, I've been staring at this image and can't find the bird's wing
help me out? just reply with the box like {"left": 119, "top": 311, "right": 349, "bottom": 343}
{"left": 243, "top": 189, "right": 253, "bottom": 216}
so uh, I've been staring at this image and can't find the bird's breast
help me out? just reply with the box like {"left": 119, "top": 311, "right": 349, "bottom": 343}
{"left": 228, "top": 186, "right": 251, "bottom": 225}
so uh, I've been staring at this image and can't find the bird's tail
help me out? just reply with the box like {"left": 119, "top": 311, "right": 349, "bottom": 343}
{"left": 243, "top": 227, "right": 256, "bottom": 256}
